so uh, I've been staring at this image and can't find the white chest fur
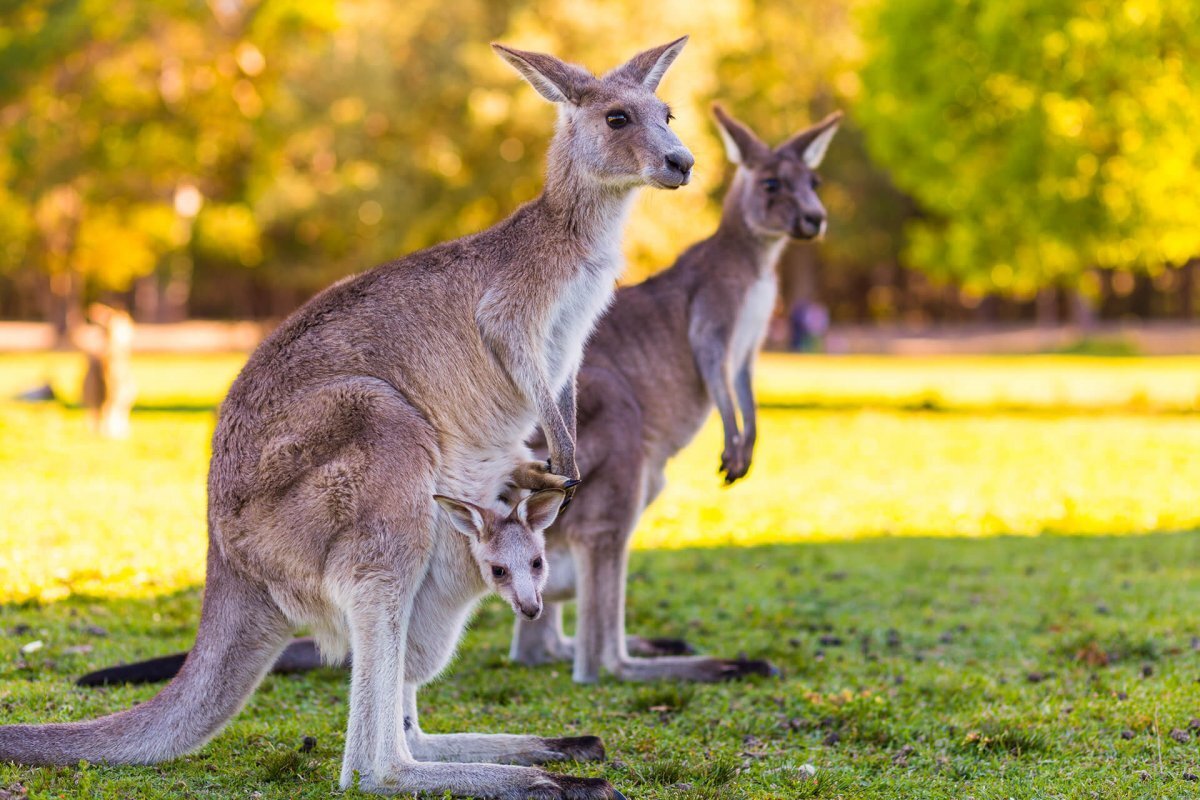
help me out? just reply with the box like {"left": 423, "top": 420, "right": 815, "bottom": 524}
{"left": 545, "top": 264, "right": 617, "bottom": 392}
{"left": 542, "top": 197, "right": 629, "bottom": 390}
{"left": 730, "top": 271, "right": 779, "bottom": 369}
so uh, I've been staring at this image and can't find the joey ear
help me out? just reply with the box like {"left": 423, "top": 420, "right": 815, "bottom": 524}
{"left": 492, "top": 43, "right": 595, "bottom": 104}
{"left": 780, "top": 111, "right": 843, "bottom": 169}
{"left": 605, "top": 35, "right": 689, "bottom": 91}
{"left": 433, "top": 495, "right": 488, "bottom": 539}
{"left": 712, "top": 104, "right": 770, "bottom": 166}
{"left": 515, "top": 489, "right": 567, "bottom": 531}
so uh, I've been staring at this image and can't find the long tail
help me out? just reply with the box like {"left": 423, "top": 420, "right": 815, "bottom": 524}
{"left": 76, "top": 638, "right": 331, "bottom": 687}
{"left": 0, "top": 547, "right": 291, "bottom": 766}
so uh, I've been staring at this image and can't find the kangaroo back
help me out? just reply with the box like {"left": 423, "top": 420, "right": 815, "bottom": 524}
{"left": 0, "top": 547, "right": 290, "bottom": 765}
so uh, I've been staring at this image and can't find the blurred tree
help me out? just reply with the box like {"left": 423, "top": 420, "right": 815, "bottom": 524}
{"left": 857, "top": 0, "right": 1200, "bottom": 311}
{"left": 0, "top": 0, "right": 337, "bottom": 334}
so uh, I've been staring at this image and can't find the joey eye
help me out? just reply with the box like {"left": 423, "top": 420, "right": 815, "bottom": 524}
{"left": 666, "top": 111, "right": 675, "bottom": 125}
{"left": 810, "top": 175, "right": 822, "bottom": 190}
{"left": 491, "top": 565, "right": 507, "bottom": 579}
{"left": 531, "top": 557, "right": 543, "bottom": 570}
{"left": 762, "top": 178, "right": 782, "bottom": 194}
{"left": 606, "top": 111, "right": 629, "bottom": 129}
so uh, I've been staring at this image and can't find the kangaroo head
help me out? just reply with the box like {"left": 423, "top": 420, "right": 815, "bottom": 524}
{"left": 433, "top": 489, "right": 566, "bottom": 620}
{"left": 492, "top": 38, "right": 695, "bottom": 191}
{"left": 713, "top": 105, "right": 842, "bottom": 240}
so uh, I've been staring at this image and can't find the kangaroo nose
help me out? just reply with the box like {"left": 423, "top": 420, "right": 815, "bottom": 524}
{"left": 520, "top": 602, "right": 542, "bottom": 620}
{"left": 797, "top": 213, "right": 826, "bottom": 238}
{"left": 665, "top": 150, "right": 694, "bottom": 179}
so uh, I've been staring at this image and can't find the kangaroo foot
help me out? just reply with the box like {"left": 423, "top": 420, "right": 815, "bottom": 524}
{"left": 539, "top": 735, "right": 606, "bottom": 763}
{"left": 626, "top": 635, "right": 696, "bottom": 657}
{"left": 705, "top": 656, "right": 780, "bottom": 681}
{"left": 356, "top": 762, "right": 621, "bottom": 799}
{"left": 533, "top": 774, "right": 623, "bottom": 800}
{"left": 609, "top": 654, "right": 780, "bottom": 683}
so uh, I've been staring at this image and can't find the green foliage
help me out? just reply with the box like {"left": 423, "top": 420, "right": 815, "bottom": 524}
{"left": 857, "top": 0, "right": 1200, "bottom": 296}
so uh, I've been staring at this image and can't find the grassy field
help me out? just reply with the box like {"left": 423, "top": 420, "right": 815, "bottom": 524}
{"left": 2, "top": 353, "right": 1200, "bottom": 798}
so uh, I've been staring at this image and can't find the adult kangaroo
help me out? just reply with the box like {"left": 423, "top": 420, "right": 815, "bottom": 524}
{"left": 2, "top": 38, "right": 693, "bottom": 800}
{"left": 511, "top": 105, "right": 842, "bottom": 683}
{"left": 78, "top": 106, "right": 839, "bottom": 690}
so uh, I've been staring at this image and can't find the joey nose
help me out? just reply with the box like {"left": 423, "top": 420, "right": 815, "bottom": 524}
{"left": 520, "top": 602, "right": 542, "bottom": 620}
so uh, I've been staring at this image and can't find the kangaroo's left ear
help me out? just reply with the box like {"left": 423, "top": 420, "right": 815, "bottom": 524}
{"left": 515, "top": 489, "right": 567, "bottom": 531}
{"left": 605, "top": 36, "right": 689, "bottom": 91}
{"left": 779, "top": 111, "right": 843, "bottom": 169}
{"left": 434, "top": 495, "right": 489, "bottom": 539}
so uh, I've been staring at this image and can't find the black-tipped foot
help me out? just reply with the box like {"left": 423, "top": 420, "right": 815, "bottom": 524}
{"left": 711, "top": 657, "right": 780, "bottom": 682}
{"left": 629, "top": 636, "right": 696, "bottom": 657}
{"left": 542, "top": 735, "right": 606, "bottom": 763}
{"left": 531, "top": 773, "right": 621, "bottom": 799}
{"left": 552, "top": 774, "right": 621, "bottom": 799}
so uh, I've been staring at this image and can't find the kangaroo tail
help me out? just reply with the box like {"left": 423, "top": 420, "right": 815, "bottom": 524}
{"left": 76, "top": 638, "right": 332, "bottom": 687}
{"left": 0, "top": 548, "right": 291, "bottom": 766}
{"left": 75, "top": 652, "right": 188, "bottom": 687}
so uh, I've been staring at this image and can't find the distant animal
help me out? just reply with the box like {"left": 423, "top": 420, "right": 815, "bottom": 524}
{"left": 80, "top": 303, "right": 136, "bottom": 438}
{"left": 510, "top": 104, "right": 842, "bottom": 683}
{"left": 3, "top": 36, "right": 693, "bottom": 800}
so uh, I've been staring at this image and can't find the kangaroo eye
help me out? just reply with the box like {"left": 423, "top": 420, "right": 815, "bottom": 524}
{"left": 762, "top": 178, "right": 782, "bottom": 194}
{"left": 491, "top": 566, "right": 507, "bottom": 578}
{"left": 606, "top": 111, "right": 629, "bottom": 129}
{"left": 531, "top": 557, "right": 543, "bottom": 570}
{"left": 810, "top": 175, "right": 822, "bottom": 190}
{"left": 666, "top": 111, "right": 675, "bottom": 125}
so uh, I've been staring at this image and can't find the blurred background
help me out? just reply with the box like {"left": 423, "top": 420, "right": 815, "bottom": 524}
{"left": 0, "top": 0, "right": 1197, "bottom": 347}
{"left": 2, "top": 0, "right": 1200, "bottom": 603}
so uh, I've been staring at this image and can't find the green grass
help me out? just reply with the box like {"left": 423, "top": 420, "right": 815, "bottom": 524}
{"left": 3, "top": 353, "right": 1200, "bottom": 798}
{"left": 3, "top": 536, "right": 1200, "bottom": 798}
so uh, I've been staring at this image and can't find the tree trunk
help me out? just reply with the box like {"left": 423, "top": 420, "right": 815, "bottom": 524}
{"left": 1182, "top": 260, "right": 1196, "bottom": 319}
{"left": 46, "top": 272, "right": 83, "bottom": 348}
{"left": 1035, "top": 287, "right": 1058, "bottom": 327}
{"left": 1067, "top": 286, "right": 1097, "bottom": 331}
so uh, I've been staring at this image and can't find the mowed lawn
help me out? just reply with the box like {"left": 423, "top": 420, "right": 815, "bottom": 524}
{"left": 2, "top": 352, "right": 1200, "bottom": 798}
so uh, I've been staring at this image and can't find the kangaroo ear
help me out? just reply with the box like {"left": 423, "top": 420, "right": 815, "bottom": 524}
{"left": 712, "top": 104, "right": 770, "bottom": 166}
{"left": 492, "top": 43, "right": 595, "bottom": 104}
{"left": 434, "top": 495, "right": 488, "bottom": 539}
{"left": 515, "top": 489, "right": 567, "bottom": 531}
{"left": 780, "top": 111, "right": 843, "bottom": 169}
{"left": 606, "top": 35, "right": 688, "bottom": 91}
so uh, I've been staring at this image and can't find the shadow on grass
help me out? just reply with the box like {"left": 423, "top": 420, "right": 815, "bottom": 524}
{"left": 4, "top": 529, "right": 1197, "bottom": 683}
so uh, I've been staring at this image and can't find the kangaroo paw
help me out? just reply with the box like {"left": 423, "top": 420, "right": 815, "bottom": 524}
{"left": 510, "top": 460, "right": 578, "bottom": 492}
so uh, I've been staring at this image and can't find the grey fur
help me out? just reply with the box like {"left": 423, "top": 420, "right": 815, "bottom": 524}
{"left": 511, "top": 105, "right": 842, "bottom": 683}
{"left": 0, "top": 38, "right": 693, "bottom": 800}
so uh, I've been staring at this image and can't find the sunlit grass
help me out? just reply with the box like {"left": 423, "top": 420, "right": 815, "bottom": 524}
{"left": 4, "top": 352, "right": 1200, "bottom": 799}
{"left": 754, "top": 353, "right": 1200, "bottom": 412}
{"left": 3, "top": 353, "right": 1200, "bottom": 603}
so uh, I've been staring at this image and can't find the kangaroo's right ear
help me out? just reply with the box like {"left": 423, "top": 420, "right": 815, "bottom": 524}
{"left": 515, "top": 489, "right": 567, "bottom": 531}
{"left": 434, "top": 495, "right": 488, "bottom": 539}
{"left": 492, "top": 44, "right": 595, "bottom": 104}
{"left": 712, "top": 104, "right": 770, "bottom": 167}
